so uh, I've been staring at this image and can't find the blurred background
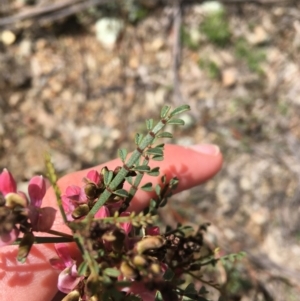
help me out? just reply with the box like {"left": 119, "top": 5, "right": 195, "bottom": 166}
{"left": 1, "top": 0, "right": 300, "bottom": 300}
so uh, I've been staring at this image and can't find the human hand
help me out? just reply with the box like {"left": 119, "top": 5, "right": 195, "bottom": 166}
{"left": 0, "top": 144, "right": 222, "bottom": 301}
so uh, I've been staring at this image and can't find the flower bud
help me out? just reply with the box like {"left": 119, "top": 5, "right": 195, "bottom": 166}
{"left": 72, "top": 204, "right": 90, "bottom": 219}
{"left": 120, "top": 261, "right": 138, "bottom": 279}
{"left": 84, "top": 183, "right": 99, "bottom": 200}
{"left": 136, "top": 235, "right": 166, "bottom": 254}
{"left": 0, "top": 168, "right": 16, "bottom": 195}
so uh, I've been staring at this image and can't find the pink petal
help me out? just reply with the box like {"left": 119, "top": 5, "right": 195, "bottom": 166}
{"left": 57, "top": 266, "right": 81, "bottom": 294}
{"left": 0, "top": 168, "right": 17, "bottom": 196}
{"left": 32, "top": 207, "right": 56, "bottom": 232}
{"left": 17, "top": 191, "right": 29, "bottom": 205}
{"left": 49, "top": 258, "right": 67, "bottom": 270}
{"left": 65, "top": 185, "right": 86, "bottom": 203}
{"left": 65, "top": 185, "right": 81, "bottom": 197}
{"left": 95, "top": 206, "right": 110, "bottom": 218}
{"left": 28, "top": 175, "right": 46, "bottom": 208}
{"left": 61, "top": 195, "right": 75, "bottom": 221}
{"left": 0, "top": 227, "right": 19, "bottom": 247}
{"left": 120, "top": 212, "right": 132, "bottom": 235}
{"left": 86, "top": 170, "right": 100, "bottom": 184}
{"left": 54, "top": 243, "right": 73, "bottom": 267}
{"left": 146, "top": 226, "right": 160, "bottom": 236}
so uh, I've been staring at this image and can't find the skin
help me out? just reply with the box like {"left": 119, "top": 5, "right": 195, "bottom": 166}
{"left": 0, "top": 144, "right": 222, "bottom": 301}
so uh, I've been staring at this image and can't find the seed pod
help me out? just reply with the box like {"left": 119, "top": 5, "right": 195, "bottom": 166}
{"left": 120, "top": 261, "right": 138, "bottom": 279}
{"left": 84, "top": 183, "right": 99, "bottom": 200}
{"left": 150, "top": 263, "right": 161, "bottom": 275}
{"left": 111, "top": 229, "right": 125, "bottom": 252}
{"left": 136, "top": 236, "right": 166, "bottom": 254}
{"left": 132, "top": 255, "right": 147, "bottom": 267}
{"left": 62, "top": 290, "right": 80, "bottom": 301}
{"left": 72, "top": 204, "right": 89, "bottom": 219}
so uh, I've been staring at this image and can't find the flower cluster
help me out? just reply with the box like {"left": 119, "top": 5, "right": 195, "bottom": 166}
{"left": 0, "top": 169, "right": 56, "bottom": 252}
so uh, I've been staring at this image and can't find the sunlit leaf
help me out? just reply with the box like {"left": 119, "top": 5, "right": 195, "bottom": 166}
{"left": 160, "top": 105, "right": 171, "bottom": 118}
{"left": 169, "top": 104, "right": 190, "bottom": 117}
{"left": 118, "top": 148, "right": 128, "bottom": 162}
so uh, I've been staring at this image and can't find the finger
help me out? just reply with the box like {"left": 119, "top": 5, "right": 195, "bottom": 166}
{"left": 0, "top": 144, "right": 222, "bottom": 301}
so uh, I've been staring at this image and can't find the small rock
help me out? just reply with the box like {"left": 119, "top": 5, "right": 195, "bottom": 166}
{"left": 247, "top": 26, "right": 269, "bottom": 45}
{"left": 1, "top": 30, "right": 16, "bottom": 45}
{"left": 198, "top": 1, "right": 224, "bottom": 15}
{"left": 18, "top": 39, "right": 32, "bottom": 57}
{"left": 222, "top": 67, "right": 238, "bottom": 88}
{"left": 95, "top": 18, "right": 124, "bottom": 49}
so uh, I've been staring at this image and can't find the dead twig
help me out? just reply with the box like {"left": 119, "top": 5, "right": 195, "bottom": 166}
{"left": 172, "top": 0, "right": 184, "bottom": 105}
{"left": 0, "top": 0, "right": 109, "bottom": 27}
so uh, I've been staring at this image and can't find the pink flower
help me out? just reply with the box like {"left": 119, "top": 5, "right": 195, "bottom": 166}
{"left": 61, "top": 185, "right": 87, "bottom": 221}
{"left": 50, "top": 243, "right": 83, "bottom": 294}
{"left": 27, "top": 176, "right": 56, "bottom": 232}
{"left": 0, "top": 170, "right": 56, "bottom": 247}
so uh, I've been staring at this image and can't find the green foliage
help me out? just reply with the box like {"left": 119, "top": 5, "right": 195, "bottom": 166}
{"left": 200, "top": 10, "right": 231, "bottom": 47}
{"left": 181, "top": 26, "right": 200, "bottom": 50}
{"left": 235, "top": 39, "right": 266, "bottom": 74}
{"left": 198, "top": 59, "right": 220, "bottom": 79}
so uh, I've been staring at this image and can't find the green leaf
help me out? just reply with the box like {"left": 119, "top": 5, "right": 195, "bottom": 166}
{"left": 163, "top": 268, "right": 175, "bottom": 281}
{"left": 155, "top": 184, "right": 161, "bottom": 196}
{"left": 155, "top": 291, "right": 164, "bottom": 301}
{"left": 77, "top": 261, "right": 89, "bottom": 276}
{"left": 152, "top": 155, "right": 164, "bottom": 161}
{"left": 113, "top": 189, "right": 129, "bottom": 198}
{"left": 133, "top": 165, "right": 150, "bottom": 172}
{"left": 149, "top": 198, "right": 157, "bottom": 211}
{"left": 135, "top": 133, "right": 143, "bottom": 145}
{"left": 141, "top": 182, "right": 153, "bottom": 191}
{"left": 160, "top": 105, "right": 171, "bottom": 118}
{"left": 167, "top": 118, "right": 185, "bottom": 125}
{"left": 184, "top": 283, "right": 198, "bottom": 297}
{"left": 155, "top": 143, "right": 165, "bottom": 149}
{"left": 118, "top": 148, "right": 128, "bottom": 163}
{"left": 104, "top": 268, "right": 121, "bottom": 278}
{"left": 146, "top": 119, "right": 154, "bottom": 130}
{"left": 147, "top": 167, "right": 160, "bottom": 176}
{"left": 161, "top": 175, "right": 166, "bottom": 184}
{"left": 103, "top": 170, "right": 114, "bottom": 186}
{"left": 146, "top": 148, "right": 164, "bottom": 156}
{"left": 156, "top": 132, "right": 173, "bottom": 139}
{"left": 126, "top": 176, "right": 133, "bottom": 185}
{"left": 169, "top": 104, "right": 190, "bottom": 117}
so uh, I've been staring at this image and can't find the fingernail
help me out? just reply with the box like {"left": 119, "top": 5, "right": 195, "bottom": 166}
{"left": 189, "top": 144, "right": 220, "bottom": 156}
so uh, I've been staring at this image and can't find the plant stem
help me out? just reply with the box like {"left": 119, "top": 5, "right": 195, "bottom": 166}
{"left": 87, "top": 119, "right": 170, "bottom": 218}
{"left": 46, "top": 229, "right": 73, "bottom": 239}
{"left": 13, "top": 236, "right": 74, "bottom": 245}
